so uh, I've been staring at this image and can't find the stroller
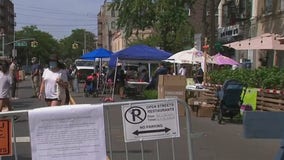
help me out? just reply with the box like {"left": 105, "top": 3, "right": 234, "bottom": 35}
{"left": 83, "top": 73, "right": 98, "bottom": 97}
{"left": 211, "top": 79, "right": 247, "bottom": 124}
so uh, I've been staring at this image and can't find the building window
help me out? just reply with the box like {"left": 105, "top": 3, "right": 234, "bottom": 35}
{"left": 111, "top": 21, "right": 116, "bottom": 30}
{"left": 281, "top": 0, "right": 284, "bottom": 10}
{"left": 111, "top": 9, "right": 115, "bottom": 17}
{"left": 265, "top": 0, "right": 273, "bottom": 14}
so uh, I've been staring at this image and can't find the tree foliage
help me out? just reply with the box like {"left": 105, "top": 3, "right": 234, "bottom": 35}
{"left": 15, "top": 25, "right": 59, "bottom": 66}
{"left": 59, "top": 29, "right": 96, "bottom": 63}
{"left": 15, "top": 27, "right": 97, "bottom": 67}
{"left": 110, "top": 0, "right": 195, "bottom": 52}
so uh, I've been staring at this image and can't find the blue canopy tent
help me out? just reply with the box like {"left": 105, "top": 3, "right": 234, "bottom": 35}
{"left": 80, "top": 48, "right": 113, "bottom": 59}
{"left": 109, "top": 44, "right": 172, "bottom": 68}
{"left": 80, "top": 48, "right": 113, "bottom": 91}
{"left": 108, "top": 44, "right": 172, "bottom": 101}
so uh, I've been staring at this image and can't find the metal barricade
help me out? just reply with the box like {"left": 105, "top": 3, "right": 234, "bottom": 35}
{"left": 0, "top": 98, "right": 193, "bottom": 160}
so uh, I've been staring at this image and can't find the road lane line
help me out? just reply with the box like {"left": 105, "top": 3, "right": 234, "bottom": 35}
{"left": 12, "top": 136, "right": 30, "bottom": 143}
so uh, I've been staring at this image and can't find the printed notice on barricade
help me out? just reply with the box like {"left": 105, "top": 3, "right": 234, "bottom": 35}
{"left": 28, "top": 104, "right": 106, "bottom": 160}
{"left": 122, "top": 99, "right": 180, "bottom": 142}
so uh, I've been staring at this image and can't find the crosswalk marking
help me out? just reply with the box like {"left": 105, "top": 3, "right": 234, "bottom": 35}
{"left": 12, "top": 136, "right": 30, "bottom": 143}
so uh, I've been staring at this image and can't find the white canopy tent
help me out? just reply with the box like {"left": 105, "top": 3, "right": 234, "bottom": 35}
{"left": 165, "top": 47, "right": 216, "bottom": 74}
{"left": 165, "top": 47, "right": 203, "bottom": 64}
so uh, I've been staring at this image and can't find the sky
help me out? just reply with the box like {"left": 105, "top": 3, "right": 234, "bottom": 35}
{"left": 13, "top": 0, "right": 107, "bottom": 40}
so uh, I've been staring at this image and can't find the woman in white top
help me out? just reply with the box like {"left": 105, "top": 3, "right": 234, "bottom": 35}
{"left": 38, "top": 54, "right": 68, "bottom": 106}
{"left": 0, "top": 60, "right": 13, "bottom": 111}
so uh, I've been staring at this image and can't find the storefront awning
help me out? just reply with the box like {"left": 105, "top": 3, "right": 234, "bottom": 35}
{"left": 223, "top": 33, "right": 284, "bottom": 50}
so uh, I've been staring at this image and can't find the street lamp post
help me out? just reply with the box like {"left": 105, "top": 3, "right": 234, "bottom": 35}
{"left": 6, "top": 38, "right": 36, "bottom": 58}
{"left": 84, "top": 30, "right": 87, "bottom": 54}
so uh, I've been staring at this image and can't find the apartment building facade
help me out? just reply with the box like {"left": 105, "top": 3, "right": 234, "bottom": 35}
{"left": 98, "top": 0, "right": 284, "bottom": 69}
{"left": 97, "top": 2, "right": 156, "bottom": 52}
{"left": 97, "top": 2, "right": 118, "bottom": 51}
{"left": 216, "top": 0, "right": 284, "bottom": 68}
{"left": 0, "top": 0, "right": 15, "bottom": 57}
{"left": 251, "top": 0, "right": 284, "bottom": 68}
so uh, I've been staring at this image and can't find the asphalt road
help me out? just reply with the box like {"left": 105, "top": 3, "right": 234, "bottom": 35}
{"left": 0, "top": 77, "right": 281, "bottom": 160}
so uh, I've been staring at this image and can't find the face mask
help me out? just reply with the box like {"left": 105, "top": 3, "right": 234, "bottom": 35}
{"left": 49, "top": 61, "right": 58, "bottom": 69}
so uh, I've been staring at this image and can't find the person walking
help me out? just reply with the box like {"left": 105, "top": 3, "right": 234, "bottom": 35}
{"left": 38, "top": 54, "right": 68, "bottom": 106}
{"left": 31, "top": 57, "right": 41, "bottom": 98}
{"left": 0, "top": 60, "right": 13, "bottom": 112}
{"left": 9, "top": 58, "right": 18, "bottom": 100}
{"left": 116, "top": 66, "right": 126, "bottom": 99}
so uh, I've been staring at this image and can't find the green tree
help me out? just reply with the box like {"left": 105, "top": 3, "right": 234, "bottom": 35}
{"left": 15, "top": 25, "right": 60, "bottom": 66}
{"left": 59, "top": 29, "right": 96, "bottom": 63}
{"left": 110, "top": 0, "right": 194, "bottom": 52}
{"left": 110, "top": 0, "right": 155, "bottom": 39}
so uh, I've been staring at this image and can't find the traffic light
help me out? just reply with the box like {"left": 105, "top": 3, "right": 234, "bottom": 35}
{"left": 72, "top": 43, "right": 79, "bottom": 49}
{"left": 31, "top": 41, "right": 38, "bottom": 48}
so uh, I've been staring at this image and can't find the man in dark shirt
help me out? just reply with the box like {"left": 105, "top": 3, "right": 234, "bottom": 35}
{"left": 147, "top": 62, "right": 168, "bottom": 89}
{"left": 195, "top": 64, "right": 204, "bottom": 84}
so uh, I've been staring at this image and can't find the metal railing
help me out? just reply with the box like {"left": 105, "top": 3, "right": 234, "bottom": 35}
{"left": 0, "top": 98, "right": 194, "bottom": 160}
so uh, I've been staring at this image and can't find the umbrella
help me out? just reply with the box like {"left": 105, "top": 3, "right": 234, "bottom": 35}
{"left": 165, "top": 47, "right": 203, "bottom": 64}
{"left": 80, "top": 48, "right": 113, "bottom": 59}
{"left": 212, "top": 53, "right": 239, "bottom": 65}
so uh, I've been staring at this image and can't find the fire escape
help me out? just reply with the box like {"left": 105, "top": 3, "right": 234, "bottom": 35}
{"left": 217, "top": 0, "right": 251, "bottom": 43}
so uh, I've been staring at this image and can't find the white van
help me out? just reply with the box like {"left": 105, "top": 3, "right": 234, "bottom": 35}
{"left": 74, "top": 59, "right": 95, "bottom": 82}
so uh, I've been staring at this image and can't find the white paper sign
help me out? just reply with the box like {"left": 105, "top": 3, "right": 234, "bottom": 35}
{"left": 122, "top": 100, "right": 180, "bottom": 142}
{"left": 28, "top": 104, "right": 106, "bottom": 160}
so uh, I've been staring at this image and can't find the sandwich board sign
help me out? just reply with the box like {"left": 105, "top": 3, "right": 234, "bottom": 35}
{"left": 0, "top": 119, "right": 12, "bottom": 156}
{"left": 121, "top": 99, "right": 180, "bottom": 142}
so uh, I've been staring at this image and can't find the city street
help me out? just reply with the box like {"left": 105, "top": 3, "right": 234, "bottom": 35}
{"left": 0, "top": 77, "right": 281, "bottom": 160}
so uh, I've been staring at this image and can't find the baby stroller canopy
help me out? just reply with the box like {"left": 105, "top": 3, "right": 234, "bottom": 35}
{"left": 212, "top": 79, "right": 247, "bottom": 124}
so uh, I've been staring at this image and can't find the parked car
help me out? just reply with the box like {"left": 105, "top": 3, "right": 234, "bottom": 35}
{"left": 75, "top": 59, "right": 95, "bottom": 82}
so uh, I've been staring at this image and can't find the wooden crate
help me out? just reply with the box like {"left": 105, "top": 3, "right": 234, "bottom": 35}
{"left": 197, "top": 104, "right": 215, "bottom": 117}
{"left": 256, "top": 91, "right": 284, "bottom": 111}
{"left": 199, "top": 85, "right": 218, "bottom": 106}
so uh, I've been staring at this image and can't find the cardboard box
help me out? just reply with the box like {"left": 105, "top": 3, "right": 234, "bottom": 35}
{"left": 197, "top": 104, "right": 215, "bottom": 117}
{"left": 158, "top": 75, "right": 187, "bottom": 116}
{"left": 158, "top": 75, "right": 186, "bottom": 86}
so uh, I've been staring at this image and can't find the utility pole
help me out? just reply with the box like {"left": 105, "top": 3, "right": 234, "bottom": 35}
{"left": 1, "top": 34, "right": 4, "bottom": 57}
{"left": 209, "top": 0, "right": 216, "bottom": 55}
{"left": 203, "top": 38, "right": 209, "bottom": 83}
{"left": 0, "top": 28, "right": 4, "bottom": 57}
{"left": 12, "top": 25, "right": 16, "bottom": 58}
{"left": 83, "top": 30, "right": 87, "bottom": 54}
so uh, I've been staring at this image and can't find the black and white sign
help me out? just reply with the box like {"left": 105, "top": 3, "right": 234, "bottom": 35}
{"left": 121, "top": 100, "right": 180, "bottom": 142}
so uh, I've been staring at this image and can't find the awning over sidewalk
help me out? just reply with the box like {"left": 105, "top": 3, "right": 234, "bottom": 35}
{"left": 223, "top": 33, "right": 284, "bottom": 50}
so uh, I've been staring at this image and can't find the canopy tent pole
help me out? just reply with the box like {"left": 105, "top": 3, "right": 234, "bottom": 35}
{"left": 203, "top": 38, "right": 209, "bottom": 84}
{"left": 173, "top": 61, "right": 176, "bottom": 75}
{"left": 273, "top": 50, "right": 278, "bottom": 66}
{"left": 111, "top": 58, "right": 118, "bottom": 100}
{"left": 148, "top": 63, "right": 151, "bottom": 82}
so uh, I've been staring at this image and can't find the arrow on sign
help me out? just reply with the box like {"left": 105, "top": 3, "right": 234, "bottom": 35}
{"left": 133, "top": 127, "right": 171, "bottom": 136}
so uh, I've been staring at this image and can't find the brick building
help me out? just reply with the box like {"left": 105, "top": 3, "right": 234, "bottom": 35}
{"left": 0, "top": 0, "right": 15, "bottom": 57}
